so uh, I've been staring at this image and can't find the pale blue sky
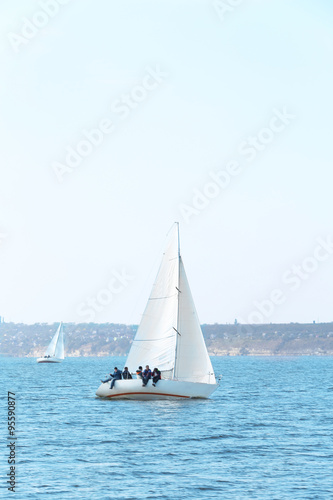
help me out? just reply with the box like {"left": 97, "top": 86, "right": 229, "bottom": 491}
{"left": 0, "top": 0, "right": 332, "bottom": 324}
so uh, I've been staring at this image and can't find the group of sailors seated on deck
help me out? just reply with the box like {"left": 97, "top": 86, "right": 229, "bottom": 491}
{"left": 101, "top": 365, "right": 161, "bottom": 390}
{"left": 101, "top": 367, "right": 131, "bottom": 389}
{"left": 136, "top": 365, "right": 161, "bottom": 387}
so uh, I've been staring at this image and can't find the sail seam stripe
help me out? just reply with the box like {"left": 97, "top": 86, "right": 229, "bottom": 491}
{"left": 132, "top": 335, "right": 174, "bottom": 342}
{"left": 149, "top": 295, "right": 177, "bottom": 300}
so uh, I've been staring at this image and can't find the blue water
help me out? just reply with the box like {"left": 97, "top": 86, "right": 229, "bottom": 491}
{"left": 1, "top": 356, "right": 332, "bottom": 499}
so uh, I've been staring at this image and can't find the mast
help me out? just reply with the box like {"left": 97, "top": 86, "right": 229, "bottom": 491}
{"left": 173, "top": 222, "right": 181, "bottom": 379}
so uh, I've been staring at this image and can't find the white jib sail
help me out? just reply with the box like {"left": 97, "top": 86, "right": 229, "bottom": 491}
{"left": 126, "top": 224, "right": 216, "bottom": 384}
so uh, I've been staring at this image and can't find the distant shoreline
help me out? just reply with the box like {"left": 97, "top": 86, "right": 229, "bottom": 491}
{"left": 1, "top": 322, "right": 333, "bottom": 357}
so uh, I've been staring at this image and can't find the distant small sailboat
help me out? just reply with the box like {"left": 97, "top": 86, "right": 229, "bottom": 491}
{"left": 96, "top": 223, "right": 218, "bottom": 399}
{"left": 37, "top": 323, "right": 65, "bottom": 363}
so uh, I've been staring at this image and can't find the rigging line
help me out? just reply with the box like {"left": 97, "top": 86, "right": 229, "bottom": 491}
{"left": 166, "top": 222, "right": 178, "bottom": 238}
{"left": 173, "top": 327, "right": 181, "bottom": 336}
{"left": 149, "top": 293, "right": 177, "bottom": 300}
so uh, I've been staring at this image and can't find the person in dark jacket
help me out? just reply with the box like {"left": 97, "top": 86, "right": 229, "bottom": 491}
{"left": 142, "top": 365, "right": 151, "bottom": 386}
{"left": 152, "top": 368, "right": 161, "bottom": 386}
{"left": 101, "top": 367, "right": 122, "bottom": 389}
{"left": 122, "top": 367, "right": 132, "bottom": 379}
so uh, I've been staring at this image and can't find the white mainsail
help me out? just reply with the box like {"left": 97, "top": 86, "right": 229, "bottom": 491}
{"left": 45, "top": 323, "right": 64, "bottom": 359}
{"left": 126, "top": 224, "right": 215, "bottom": 384}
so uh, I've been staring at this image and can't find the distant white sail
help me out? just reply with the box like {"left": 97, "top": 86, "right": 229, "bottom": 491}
{"left": 126, "top": 224, "right": 215, "bottom": 384}
{"left": 44, "top": 323, "right": 64, "bottom": 359}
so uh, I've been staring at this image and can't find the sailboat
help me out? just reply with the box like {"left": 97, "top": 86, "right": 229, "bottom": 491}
{"left": 37, "top": 323, "right": 65, "bottom": 363}
{"left": 96, "top": 223, "right": 218, "bottom": 399}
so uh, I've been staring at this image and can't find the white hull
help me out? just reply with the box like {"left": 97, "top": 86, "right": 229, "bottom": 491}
{"left": 95, "top": 379, "right": 218, "bottom": 400}
{"left": 37, "top": 357, "right": 63, "bottom": 363}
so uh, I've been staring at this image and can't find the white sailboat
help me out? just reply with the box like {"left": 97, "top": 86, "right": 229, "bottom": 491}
{"left": 37, "top": 323, "right": 65, "bottom": 363}
{"left": 96, "top": 223, "right": 218, "bottom": 400}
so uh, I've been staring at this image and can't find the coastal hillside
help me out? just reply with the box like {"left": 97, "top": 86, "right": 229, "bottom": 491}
{"left": 1, "top": 322, "right": 333, "bottom": 357}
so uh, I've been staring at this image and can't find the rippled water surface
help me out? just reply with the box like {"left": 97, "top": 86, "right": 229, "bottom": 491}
{"left": 1, "top": 356, "right": 332, "bottom": 499}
